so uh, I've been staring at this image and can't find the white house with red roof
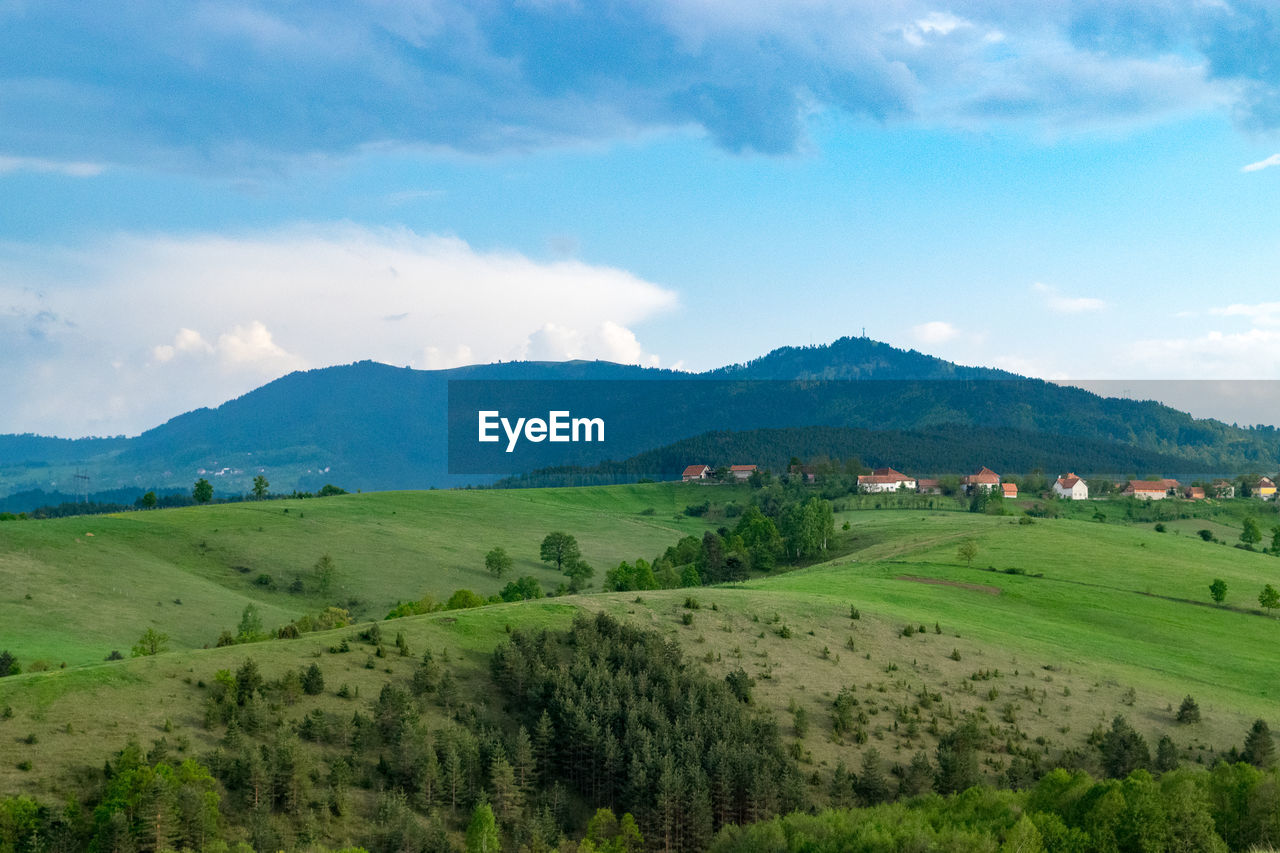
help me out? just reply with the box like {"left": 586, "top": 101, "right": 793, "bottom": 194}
{"left": 1001, "top": 482, "right": 1018, "bottom": 499}
{"left": 1053, "top": 473, "right": 1088, "bottom": 500}
{"left": 962, "top": 466, "right": 1001, "bottom": 494}
{"left": 681, "top": 464, "right": 711, "bottom": 482}
{"left": 858, "top": 467, "right": 916, "bottom": 493}
{"left": 729, "top": 464, "right": 758, "bottom": 482}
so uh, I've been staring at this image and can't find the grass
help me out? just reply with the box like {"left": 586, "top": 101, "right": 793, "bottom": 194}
{"left": 0, "top": 483, "right": 741, "bottom": 666}
{"left": 4, "top": 487, "right": 1280, "bottom": 811}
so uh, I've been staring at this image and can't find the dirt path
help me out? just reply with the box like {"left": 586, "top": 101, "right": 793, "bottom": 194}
{"left": 895, "top": 575, "right": 1002, "bottom": 596}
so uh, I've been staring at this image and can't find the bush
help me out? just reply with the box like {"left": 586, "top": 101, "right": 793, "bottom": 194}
{"left": 1176, "top": 695, "right": 1202, "bottom": 724}
{"left": 1198, "top": 529, "right": 1215, "bottom": 542}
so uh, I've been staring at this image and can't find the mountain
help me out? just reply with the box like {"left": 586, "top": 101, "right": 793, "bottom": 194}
{"left": 1, "top": 336, "right": 1276, "bottom": 509}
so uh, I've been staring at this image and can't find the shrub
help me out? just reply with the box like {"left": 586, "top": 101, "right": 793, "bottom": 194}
{"left": 1176, "top": 695, "right": 1201, "bottom": 724}
{"left": 1198, "top": 529, "right": 1215, "bottom": 542}
{"left": 681, "top": 612, "right": 694, "bottom": 626}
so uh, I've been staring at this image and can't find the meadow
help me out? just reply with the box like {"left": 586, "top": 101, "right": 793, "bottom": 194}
{"left": 3, "top": 483, "right": 1280, "bottom": 847}
{"left": 0, "top": 483, "right": 741, "bottom": 666}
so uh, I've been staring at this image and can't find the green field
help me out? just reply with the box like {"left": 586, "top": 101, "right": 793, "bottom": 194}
{"left": 4, "top": 484, "right": 1280, "bottom": 846}
{"left": 0, "top": 484, "right": 741, "bottom": 666}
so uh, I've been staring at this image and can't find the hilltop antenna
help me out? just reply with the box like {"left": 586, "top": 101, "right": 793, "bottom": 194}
{"left": 73, "top": 469, "right": 90, "bottom": 503}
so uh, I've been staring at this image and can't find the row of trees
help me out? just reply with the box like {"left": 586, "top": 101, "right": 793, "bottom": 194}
{"left": 603, "top": 498, "right": 837, "bottom": 593}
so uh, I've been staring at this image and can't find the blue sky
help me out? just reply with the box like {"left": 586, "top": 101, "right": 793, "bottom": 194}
{"left": 4, "top": 1, "right": 1280, "bottom": 436}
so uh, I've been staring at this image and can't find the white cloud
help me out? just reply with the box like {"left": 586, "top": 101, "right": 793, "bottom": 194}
{"left": 0, "top": 225, "right": 678, "bottom": 435}
{"left": 1033, "top": 282, "right": 1106, "bottom": 314}
{"left": 912, "top": 320, "right": 959, "bottom": 344}
{"left": 0, "top": 155, "right": 104, "bottom": 177}
{"left": 1209, "top": 301, "right": 1280, "bottom": 326}
{"left": 1126, "top": 328, "right": 1280, "bottom": 378}
{"left": 1242, "top": 154, "right": 1280, "bottom": 173}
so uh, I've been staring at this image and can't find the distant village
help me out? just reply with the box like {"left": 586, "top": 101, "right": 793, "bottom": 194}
{"left": 680, "top": 463, "right": 1279, "bottom": 501}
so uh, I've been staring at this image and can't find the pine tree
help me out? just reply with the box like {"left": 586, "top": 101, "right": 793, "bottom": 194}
{"left": 489, "top": 751, "right": 521, "bottom": 824}
{"left": 1176, "top": 695, "right": 1201, "bottom": 724}
{"left": 1101, "top": 715, "right": 1150, "bottom": 778}
{"left": 301, "top": 663, "right": 324, "bottom": 695}
{"left": 899, "top": 751, "right": 935, "bottom": 797}
{"left": 854, "top": 748, "right": 891, "bottom": 805}
{"left": 1244, "top": 719, "right": 1276, "bottom": 769}
{"left": 1155, "top": 735, "right": 1179, "bottom": 772}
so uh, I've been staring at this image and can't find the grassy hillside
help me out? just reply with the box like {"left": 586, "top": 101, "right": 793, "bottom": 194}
{"left": 4, "top": 484, "right": 1280, "bottom": 849}
{"left": 0, "top": 483, "right": 738, "bottom": 667}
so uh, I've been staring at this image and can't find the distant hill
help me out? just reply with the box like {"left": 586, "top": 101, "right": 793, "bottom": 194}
{"left": 1, "top": 336, "right": 1277, "bottom": 510}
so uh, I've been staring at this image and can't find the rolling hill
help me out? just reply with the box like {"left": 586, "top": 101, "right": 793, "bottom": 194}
{"left": 4, "top": 482, "right": 1280, "bottom": 849}
{"left": 2, "top": 336, "right": 1278, "bottom": 511}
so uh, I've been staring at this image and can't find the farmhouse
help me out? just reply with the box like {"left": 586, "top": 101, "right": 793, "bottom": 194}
{"left": 729, "top": 464, "right": 758, "bottom": 482}
{"left": 1002, "top": 482, "right": 1018, "bottom": 499}
{"left": 1212, "top": 480, "right": 1236, "bottom": 499}
{"left": 916, "top": 478, "right": 942, "bottom": 495}
{"left": 858, "top": 467, "right": 916, "bottom": 493}
{"left": 1255, "top": 477, "right": 1277, "bottom": 500}
{"left": 1122, "top": 479, "right": 1179, "bottom": 500}
{"left": 1184, "top": 486, "right": 1206, "bottom": 500}
{"left": 1053, "top": 474, "right": 1089, "bottom": 500}
{"left": 681, "top": 464, "right": 711, "bottom": 482}
{"left": 962, "top": 466, "right": 1001, "bottom": 494}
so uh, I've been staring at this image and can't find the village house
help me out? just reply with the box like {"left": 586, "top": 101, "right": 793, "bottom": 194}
{"left": 1001, "top": 482, "right": 1018, "bottom": 499}
{"left": 729, "top": 464, "right": 758, "bottom": 482}
{"left": 1212, "top": 480, "right": 1236, "bottom": 499}
{"left": 962, "top": 466, "right": 1001, "bottom": 494}
{"left": 1121, "top": 478, "right": 1180, "bottom": 500}
{"left": 1053, "top": 473, "right": 1089, "bottom": 500}
{"left": 1255, "top": 476, "right": 1277, "bottom": 499}
{"left": 916, "top": 478, "right": 942, "bottom": 495}
{"left": 681, "top": 464, "right": 711, "bottom": 482}
{"left": 1184, "top": 486, "right": 1206, "bottom": 500}
{"left": 857, "top": 467, "right": 917, "bottom": 493}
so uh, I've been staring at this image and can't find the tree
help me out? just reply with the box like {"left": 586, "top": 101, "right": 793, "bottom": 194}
{"left": 1261, "top": 584, "right": 1280, "bottom": 614}
{"left": 140, "top": 491, "right": 157, "bottom": 509}
{"left": 957, "top": 539, "right": 978, "bottom": 568}
{"left": 252, "top": 475, "right": 269, "bottom": 500}
{"left": 1209, "top": 578, "right": 1228, "bottom": 604}
{"left": 192, "top": 478, "right": 213, "bottom": 504}
{"left": 1244, "top": 719, "right": 1276, "bottom": 769}
{"left": 1176, "top": 695, "right": 1201, "bottom": 724}
{"left": 314, "top": 553, "right": 337, "bottom": 596}
{"left": 465, "top": 803, "right": 499, "bottom": 853}
{"left": 485, "top": 546, "right": 513, "bottom": 579}
{"left": 1100, "top": 715, "right": 1149, "bottom": 778}
{"left": 131, "top": 627, "right": 169, "bottom": 657}
{"left": 302, "top": 663, "right": 324, "bottom": 695}
{"left": 1242, "top": 516, "right": 1263, "bottom": 548}
{"left": 539, "top": 531, "right": 581, "bottom": 573}
{"left": 564, "top": 559, "right": 594, "bottom": 592}
{"left": 317, "top": 483, "right": 348, "bottom": 497}
{"left": 1154, "top": 735, "right": 1180, "bottom": 772}
{"left": 446, "top": 589, "right": 485, "bottom": 610}
{"left": 1273, "top": 525, "right": 1280, "bottom": 556}
{"left": 855, "top": 748, "right": 891, "bottom": 805}
{"left": 0, "top": 649, "right": 18, "bottom": 676}
{"left": 236, "top": 604, "right": 263, "bottom": 641}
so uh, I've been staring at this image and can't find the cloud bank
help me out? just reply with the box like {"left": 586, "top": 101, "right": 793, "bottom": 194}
{"left": 0, "top": 226, "right": 677, "bottom": 435}
{"left": 0, "top": 1, "right": 1266, "bottom": 168}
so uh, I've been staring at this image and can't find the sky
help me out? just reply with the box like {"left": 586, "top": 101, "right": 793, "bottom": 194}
{"left": 5, "top": 1, "right": 1280, "bottom": 437}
